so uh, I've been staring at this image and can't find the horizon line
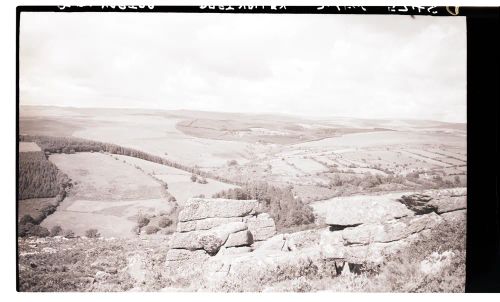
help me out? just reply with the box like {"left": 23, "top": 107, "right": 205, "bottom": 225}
{"left": 19, "top": 104, "right": 467, "bottom": 125}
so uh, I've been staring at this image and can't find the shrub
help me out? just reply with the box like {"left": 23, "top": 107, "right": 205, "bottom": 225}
{"left": 85, "top": 229, "right": 100, "bottom": 238}
{"left": 145, "top": 225, "right": 160, "bottom": 235}
{"left": 19, "top": 223, "right": 50, "bottom": 237}
{"left": 18, "top": 223, "right": 34, "bottom": 237}
{"left": 40, "top": 204, "right": 57, "bottom": 217}
{"left": 131, "top": 226, "right": 141, "bottom": 235}
{"left": 168, "top": 196, "right": 176, "bottom": 202}
{"left": 63, "top": 229, "right": 75, "bottom": 238}
{"left": 158, "top": 217, "right": 173, "bottom": 228}
{"left": 407, "top": 171, "right": 420, "bottom": 179}
{"left": 137, "top": 215, "right": 150, "bottom": 228}
{"left": 31, "top": 225, "right": 50, "bottom": 237}
{"left": 370, "top": 219, "right": 466, "bottom": 292}
{"left": 197, "top": 178, "right": 208, "bottom": 184}
{"left": 212, "top": 182, "right": 315, "bottom": 230}
{"left": 227, "top": 159, "right": 238, "bottom": 166}
{"left": 50, "top": 225, "right": 63, "bottom": 237}
{"left": 20, "top": 214, "right": 36, "bottom": 225}
{"left": 190, "top": 174, "right": 198, "bottom": 182}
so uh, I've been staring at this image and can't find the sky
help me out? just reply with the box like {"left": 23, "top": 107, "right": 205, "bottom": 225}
{"left": 19, "top": 12, "right": 466, "bottom": 123}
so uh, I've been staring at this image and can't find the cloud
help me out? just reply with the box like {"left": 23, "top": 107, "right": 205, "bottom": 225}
{"left": 19, "top": 12, "right": 466, "bottom": 122}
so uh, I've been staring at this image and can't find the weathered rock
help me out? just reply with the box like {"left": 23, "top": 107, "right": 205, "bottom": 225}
{"left": 176, "top": 221, "right": 197, "bottom": 233}
{"left": 341, "top": 212, "right": 443, "bottom": 245}
{"left": 217, "top": 246, "right": 253, "bottom": 256}
{"left": 169, "top": 222, "right": 248, "bottom": 254}
{"left": 203, "top": 248, "right": 324, "bottom": 291}
{"left": 245, "top": 213, "right": 276, "bottom": 241}
{"left": 397, "top": 193, "right": 438, "bottom": 215}
{"left": 429, "top": 196, "right": 467, "bottom": 214}
{"left": 164, "top": 249, "right": 210, "bottom": 285}
{"left": 342, "top": 241, "right": 410, "bottom": 265}
{"left": 169, "top": 231, "right": 205, "bottom": 250}
{"left": 224, "top": 230, "right": 253, "bottom": 248}
{"left": 429, "top": 187, "right": 467, "bottom": 197}
{"left": 254, "top": 234, "right": 287, "bottom": 251}
{"left": 319, "top": 229, "right": 345, "bottom": 259}
{"left": 440, "top": 209, "right": 467, "bottom": 223}
{"left": 177, "top": 217, "right": 244, "bottom": 233}
{"left": 179, "top": 198, "right": 258, "bottom": 222}
{"left": 285, "top": 229, "right": 321, "bottom": 251}
{"left": 209, "top": 221, "right": 247, "bottom": 239}
{"left": 166, "top": 249, "right": 208, "bottom": 261}
{"left": 325, "top": 197, "right": 412, "bottom": 226}
{"left": 199, "top": 234, "right": 225, "bottom": 255}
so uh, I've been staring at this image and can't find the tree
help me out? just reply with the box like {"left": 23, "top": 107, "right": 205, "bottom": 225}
{"left": 63, "top": 229, "right": 75, "bottom": 238}
{"left": 190, "top": 174, "right": 198, "bottom": 182}
{"left": 50, "top": 225, "right": 63, "bottom": 237}
{"left": 137, "top": 215, "right": 150, "bottom": 228}
{"left": 85, "top": 228, "right": 100, "bottom": 238}
{"left": 212, "top": 181, "right": 315, "bottom": 230}
{"left": 145, "top": 225, "right": 160, "bottom": 234}
{"left": 227, "top": 159, "right": 238, "bottom": 166}
{"left": 18, "top": 224, "right": 50, "bottom": 237}
{"left": 20, "top": 214, "right": 36, "bottom": 225}
{"left": 158, "top": 217, "right": 173, "bottom": 228}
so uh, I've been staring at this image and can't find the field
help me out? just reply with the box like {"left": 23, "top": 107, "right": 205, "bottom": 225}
{"left": 113, "top": 154, "right": 238, "bottom": 206}
{"left": 39, "top": 152, "right": 238, "bottom": 237}
{"left": 19, "top": 106, "right": 467, "bottom": 215}
{"left": 41, "top": 153, "right": 172, "bottom": 237}
{"left": 19, "top": 107, "right": 463, "bottom": 166}
{"left": 19, "top": 106, "right": 467, "bottom": 208}
{"left": 20, "top": 142, "right": 42, "bottom": 152}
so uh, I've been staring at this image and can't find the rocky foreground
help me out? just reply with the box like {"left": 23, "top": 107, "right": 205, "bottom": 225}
{"left": 18, "top": 188, "right": 466, "bottom": 292}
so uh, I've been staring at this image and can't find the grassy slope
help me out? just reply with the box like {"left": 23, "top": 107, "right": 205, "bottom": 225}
{"left": 42, "top": 153, "right": 173, "bottom": 237}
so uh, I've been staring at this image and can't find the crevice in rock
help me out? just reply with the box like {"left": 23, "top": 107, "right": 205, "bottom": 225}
{"left": 397, "top": 193, "right": 438, "bottom": 215}
{"left": 179, "top": 215, "right": 246, "bottom": 223}
{"left": 343, "top": 225, "right": 435, "bottom": 245}
{"left": 343, "top": 242, "right": 368, "bottom": 247}
{"left": 437, "top": 207, "right": 467, "bottom": 215}
{"left": 329, "top": 224, "right": 362, "bottom": 232}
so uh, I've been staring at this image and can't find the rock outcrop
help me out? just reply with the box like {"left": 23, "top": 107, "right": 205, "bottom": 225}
{"left": 178, "top": 198, "right": 259, "bottom": 222}
{"left": 429, "top": 196, "right": 467, "bottom": 214}
{"left": 202, "top": 248, "right": 326, "bottom": 291}
{"left": 164, "top": 188, "right": 466, "bottom": 290}
{"left": 325, "top": 197, "right": 412, "bottom": 227}
{"left": 397, "top": 193, "right": 437, "bottom": 214}
{"left": 319, "top": 189, "right": 465, "bottom": 271}
{"left": 246, "top": 213, "right": 276, "bottom": 241}
{"left": 341, "top": 212, "right": 442, "bottom": 245}
{"left": 165, "top": 198, "right": 277, "bottom": 284}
